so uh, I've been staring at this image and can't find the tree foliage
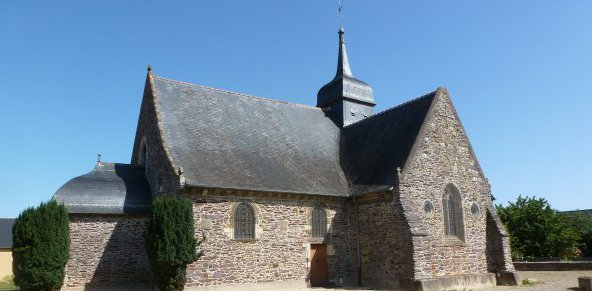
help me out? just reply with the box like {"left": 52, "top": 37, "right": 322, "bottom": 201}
{"left": 147, "top": 196, "right": 204, "bottom": 291}
{"left": 497, "top": 195, "right": 589, "bottom": 260}
{"left": 560, "top": 210, "right": 592, "bottom": 257}
{"left": 12, "top": 200, "right": 70, "bottom": 291}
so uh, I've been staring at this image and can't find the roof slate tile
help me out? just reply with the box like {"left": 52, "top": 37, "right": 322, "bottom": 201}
{"left": 153, "top": 76, "right": 351, "bottom": 196}
{"left": 53, "top": 163, "right": 151, "bottom": 214}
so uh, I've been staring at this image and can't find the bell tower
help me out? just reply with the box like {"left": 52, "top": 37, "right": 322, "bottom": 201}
{"left": 316, "top": 27, "right": 375, "bottom": 127}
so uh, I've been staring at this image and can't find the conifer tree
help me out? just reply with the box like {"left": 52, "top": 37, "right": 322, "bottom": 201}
{"left": 147, "top": 196, "right": 204, "bottom": 291}
{"left": 12, "top": 200, "right": 70, "bottom": 291}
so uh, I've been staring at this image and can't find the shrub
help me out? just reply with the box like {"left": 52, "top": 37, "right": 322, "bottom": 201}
{"left": 497, "top": 195, "right": 581, "bottom": 258}
{"left": 147, "top": 196, "right": 204, "bottom": 291}
{"left": 12, "top": 200, "right": 70, "bottom": 291}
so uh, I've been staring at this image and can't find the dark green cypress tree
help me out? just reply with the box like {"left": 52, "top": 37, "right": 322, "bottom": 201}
{"left": 12, "top": 200, "right": 70, "bottom": 291}
{"left": 147, "top": 196, "right": 204, "bottom": 291}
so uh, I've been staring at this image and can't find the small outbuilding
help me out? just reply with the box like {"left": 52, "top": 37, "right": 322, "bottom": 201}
{"left": 0, "top": 218, "right": 15, "bottom": 280}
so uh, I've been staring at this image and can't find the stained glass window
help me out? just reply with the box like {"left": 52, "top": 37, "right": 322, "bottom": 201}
{"left": 443, "top": 184, "right": 464, "bottom": 240}
{"left": 139, "top": 142, "right": 147, "bottom": 166}
{"left": 311, "top": 206, "right": 327, "bottom": 239}
{"left": 234, "top": 203, "right": 255, "bottom": 240}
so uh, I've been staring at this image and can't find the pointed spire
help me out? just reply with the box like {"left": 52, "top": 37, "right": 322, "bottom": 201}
{"left": 336, "top": 27, "right": 353, "bottom": 78}
{"left": 316, "top": 23, "right": 375, "bottom": 127}
{"left": 317, "top": 25, "right": 374, "bottom": 108}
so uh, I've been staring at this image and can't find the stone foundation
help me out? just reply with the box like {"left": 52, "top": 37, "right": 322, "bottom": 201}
{"left": 363, "top": 273, "right": 496, "bottom": 291}
{"left": 413, "top": 273, "right": 496, "bottom": 291}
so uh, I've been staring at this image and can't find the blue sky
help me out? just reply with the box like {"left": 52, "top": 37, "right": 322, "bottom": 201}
{"left": 0, "top": 1, "right": 590, "bottom": 217}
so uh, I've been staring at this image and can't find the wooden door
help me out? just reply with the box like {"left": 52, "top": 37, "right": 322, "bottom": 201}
{"left": 309, "top": 244, "right": 328, "bottom": 286}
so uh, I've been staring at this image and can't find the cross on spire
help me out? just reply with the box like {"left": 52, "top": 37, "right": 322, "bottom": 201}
{"left": 338, "top": 0, "right": 344, "bottom": 29}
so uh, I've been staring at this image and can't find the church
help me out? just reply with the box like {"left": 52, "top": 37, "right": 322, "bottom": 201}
{"left": 53, "top": 26, "right": 520, "bottom": 291}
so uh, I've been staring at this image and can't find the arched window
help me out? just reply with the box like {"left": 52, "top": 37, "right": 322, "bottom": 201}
{"left": 443, "top": 184, "right": 464, "bottom": 240}
{"left": 311, "top": 206, "right": 327, "bottom": 239}
{"left": 138, "top": 141, "right": 147, "bottom": 166}
{"left": 234, "top": 203, "right": 255, "bottom": 240}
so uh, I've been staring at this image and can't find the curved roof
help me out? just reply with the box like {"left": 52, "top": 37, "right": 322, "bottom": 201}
{"left": 53, "top": 163, "right": 151, "bottom": 214}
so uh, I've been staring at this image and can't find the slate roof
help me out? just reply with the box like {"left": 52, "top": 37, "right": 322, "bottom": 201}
{"left": 152, "top": 75, "right": 437, "bottom": 196}
{"left": 153, "top": 76, "right": 351, "bottom": 196}
{"left": 341, "top": 90, "right": 438, "bottom": 194}
{"left": 53, "top": 163, "right": 151, "bottom": 214}
{"left": 52, "top": 78, "right": 438, "bottom": 202}
{"left": 0, "top": 218, "right": 15, "bottom": 249}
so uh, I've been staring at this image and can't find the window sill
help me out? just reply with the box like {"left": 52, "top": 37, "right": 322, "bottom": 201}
{"left": 309, "top": 237, "right": 325, "bottom": 244}
{"left": 232, "top": 239, "right": 258, "bottom": 243}
{"left": 444, "top": 236, "right": 466, "bottom": 246}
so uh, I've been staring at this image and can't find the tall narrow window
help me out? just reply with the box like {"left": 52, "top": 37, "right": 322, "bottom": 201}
{"left": 234, "top": 203, "right": 255, "bottom": 240}
{"left": 311, "top": 206, "right": 327, "bottom": 239}
{"left": 443, "top": 184, "right": 464, "bottom": 240}
{"left": 139, "top": 141, "right": 147, "bottom": 166}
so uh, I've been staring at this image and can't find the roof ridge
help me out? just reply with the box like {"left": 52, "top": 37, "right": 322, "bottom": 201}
{"left": 343, "top": 89, "right": 438, "bottom": 128}
{"left": 153, "top": 75, "right": 321, "bottom": 111}
{"left": 94, "top": 162, "right": 145, "bottom": 172}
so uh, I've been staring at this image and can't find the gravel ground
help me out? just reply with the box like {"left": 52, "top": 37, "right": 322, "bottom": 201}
{"left": 66, "top": 271, "right": 591, "bottom": 291}
{"left": 275, "top": 271, "right": 592, "bottom": 291}
{"left": 476, "top": 271, "right": 592, "bottom": 291}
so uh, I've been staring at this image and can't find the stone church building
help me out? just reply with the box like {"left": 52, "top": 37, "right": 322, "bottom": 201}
{"left": 54, "top": 28, "right": 520, "bottom": 290}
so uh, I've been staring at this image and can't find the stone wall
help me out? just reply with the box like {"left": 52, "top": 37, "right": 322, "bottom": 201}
{"left": 354, "top": 195, "right": 415, "bottom": 284}
{"left": 486, "top": 208, "right": 515, "bottom": 272}
{"left": 514, "top": 261, "right": 592, "bottom": 271}
{"left": 184, "top": 189, "right": 354, "bottom": 288}
{"left": 398, "top": 89, "right": 514, "bottom": 279}
{"left": 130, "top": 73, "right": 181, "bottom": 197}
{"left": 64, "top": 214, "right": 151, "bottom": 288}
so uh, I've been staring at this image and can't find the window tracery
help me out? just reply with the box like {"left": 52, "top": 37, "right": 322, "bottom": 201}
{"left": 443, "top": 184, "right": 464, "bottom": 240}
{"left": 311, "top": 206, "right": 327, "bottom": 239}
{"left": 234, "top": 202, "right": 255, "bottom": 240}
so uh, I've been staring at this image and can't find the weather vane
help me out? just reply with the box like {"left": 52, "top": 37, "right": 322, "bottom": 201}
{"left": 338, "top": 0, "right": 344, "bottom": 29}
